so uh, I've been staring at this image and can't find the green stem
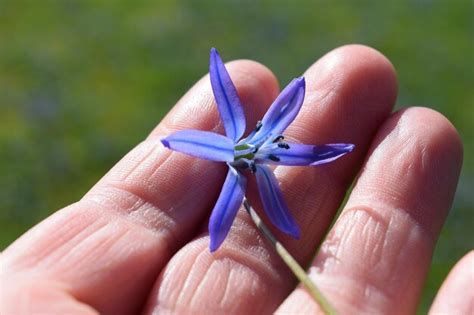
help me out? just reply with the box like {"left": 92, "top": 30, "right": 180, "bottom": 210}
{"left": 243, "top": 198, "right": 338, "bottom": 315}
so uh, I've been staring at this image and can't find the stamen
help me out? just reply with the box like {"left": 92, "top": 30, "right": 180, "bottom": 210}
{"left": 255, "top": 121, "right": 263, "bottom": 132}
{"left": 249, "top": 161, "right": 257, "bottom": 173}
{"left": 268, "top": 154, "right": 280, "bottom": 162}
{"left": 278, "top": 143, "right": 290, "bottom": 149}
{"left": 272, "top": 135, "right": 285, "bottom": 143}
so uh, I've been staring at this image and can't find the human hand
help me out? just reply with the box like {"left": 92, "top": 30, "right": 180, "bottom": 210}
{"left": 1, "top": 45, "right": 469, "bottom": 315}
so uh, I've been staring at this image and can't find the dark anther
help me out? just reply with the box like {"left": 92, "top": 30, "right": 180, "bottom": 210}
{"left": 255, "top": 121, "right": 263, "bottom": 132}
{"left": 272, "top": 135, "right": 285, "bottom": 143}
{"left": 244, "top": 160, "right": 257, "bottom": 173}
{"left": 250, "top": 163, "right": 257, "bottom": 173}
{"left": 278, "top": 143, "right": 290, "bottom": 149}
{"left": 251, "top": 147, "right": 259, "bottom": 154}
{"left": 268, "top": 154, "right": 280, "bottom": 162}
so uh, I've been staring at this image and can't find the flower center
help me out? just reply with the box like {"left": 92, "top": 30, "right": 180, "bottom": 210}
{"left": 231, "top": 125, "right": 291, "bottom": 173}
{"left": 233, "top": 144, "right": 256, "bottom": 160}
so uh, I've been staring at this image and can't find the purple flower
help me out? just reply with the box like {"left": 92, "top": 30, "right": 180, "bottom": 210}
{"left": 162, "top": 48, "right": 354, "bottom": 252}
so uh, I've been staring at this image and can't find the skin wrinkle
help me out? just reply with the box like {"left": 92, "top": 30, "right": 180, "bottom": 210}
{"left": 60, "top": 223, "right": 132, "bottom": 280}
{"left": 31, "top": 229, "right": 88, "bottom": 272}
{"left": 156, "top": 236, "right": 287, "bottom": 314}
{"left": 52, "top": 220, "right": 115, "bottom": 270}
{"left": 304, "top": 81, "right": 336, "bottom": 101}
{"left": 84, "top": 185, "right": 180, "bottom": 257}
{"left": 158, "top": 242, "right": 268, "bottom": 311}
{"left": 145, "top": 151, "right": 190, "bottom": 196}
{"left": 230, "top": 264, "right": 264, "bottom": 313}
{"left": 188, "top": 261, "right": 217, "bottom": 310}
{"left": 196, "top": 259, "right": 267, "bottom": 314}
{"left": 64, "top": 214, "right": 158, "bottom": 274}
{"left": 219, "top": 265, "right": 264, "bottom": 313}
{"left": 210, "top": 240, "right": 284, "bottom": 285}
{"left": 86, "top": 185, "right": 147, "bottom": 215}
{"left": 130, "top": 147, "right": 175, "bottom": 184}
{"left": 175, "top": 249, "right": 212, "bottom": 311}
{"left": 90, "top": 185, "right": 179, "bottom": 258}
{"left": 189, "top": 259, "right": 239, "bottom": 311}
{"left": 95, "top": 190, "right": 177, "bottom": 255}
{"left": 218, "top": 263, "right": 233, "bottom": 309}
{"left": 153, "top": 259, "right": 181, "bottom": 312}
{"left": 313, "top": 205, "right": 430, "bottom": 314}
{"left": 91, "top": 137, "right": 167, "bottom": 185}
{"left": 2, "top": 205, "right": 108, "bottom": 273}
{"left": 182, "top": 251, "right": 213, "bottom": 309}
{"left": 120, "top": 140, "right": 161, "bottom": 182}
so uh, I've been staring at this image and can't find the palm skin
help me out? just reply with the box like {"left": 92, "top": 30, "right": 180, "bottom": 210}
{"left": 1, "top": 45, "right": 470, "bottom": 315}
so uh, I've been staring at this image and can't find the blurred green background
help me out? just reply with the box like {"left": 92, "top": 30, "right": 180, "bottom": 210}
{"left": 0, "top": 1, "right": 472, "bottom": 313}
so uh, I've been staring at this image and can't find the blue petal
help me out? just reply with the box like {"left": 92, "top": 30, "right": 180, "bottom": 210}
{"left": 161, "top": 129, "right": 235, "bottom": 162}
{"left": 209, "top": 166, "right": 246, "bottom": 252}
{"left": 210, "top": 48, "right": 246, "bottom": 142}
{"left": 262, "top": 143, "right": 355, "bottom": 166}
{"left": 254, "top": 165, "right": 300, "bottom": 238}
{"left": 247, "top": 77, "right": 305, "bottom": 145}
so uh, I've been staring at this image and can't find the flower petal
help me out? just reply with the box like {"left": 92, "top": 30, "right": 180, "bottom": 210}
{"left": 254, "top": 165, "right": 300, "bottom": 238}
{"left": 262, "top": 143, "right": 355, "bottom": 166}
{"left": 161, "top": 129, "right": 235, "bottom": 162}
{"left": 209, "top": 48, "right": 246, "bottom": 142}
{"left": 247, "top": 77, "right": 305, "bottom": 145}
{"left": 209, "top": 166, "right": 246, "bottom": 252}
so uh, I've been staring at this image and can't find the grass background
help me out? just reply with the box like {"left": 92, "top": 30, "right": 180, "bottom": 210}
{"left": 0, "top": 1, "right": 472, "bottom": 313}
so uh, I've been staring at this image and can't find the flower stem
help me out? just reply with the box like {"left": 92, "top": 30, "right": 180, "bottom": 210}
{"left": 243, "top": 198, "right": 338, "bottom": 315}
